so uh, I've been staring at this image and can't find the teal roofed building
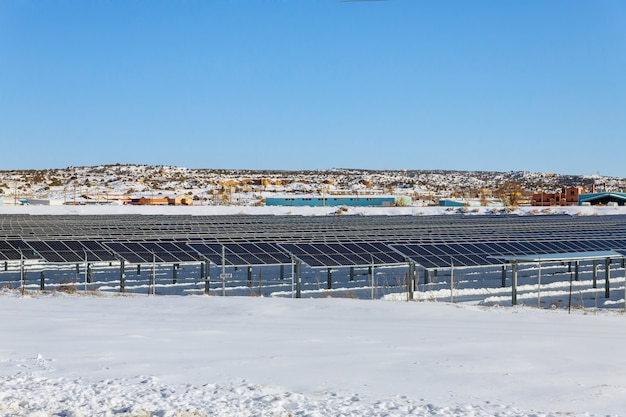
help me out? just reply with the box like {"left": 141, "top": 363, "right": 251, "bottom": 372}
{"left": 439, "top": 198, "right": 503, "bottom": 207}
{"left": 578, "top": 192, "right": 626, "bottom": 206}
{"left": 265, "top": 195, "right": 412, "bottom": 207}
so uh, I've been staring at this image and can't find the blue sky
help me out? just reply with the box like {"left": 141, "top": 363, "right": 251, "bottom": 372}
{"left": 1, "top": 1, "right": 625, "bottom": 176}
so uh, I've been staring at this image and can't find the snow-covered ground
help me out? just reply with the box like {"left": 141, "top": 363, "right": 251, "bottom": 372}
{"left": 2, "top": 293, "right": 626, "bottom": 417}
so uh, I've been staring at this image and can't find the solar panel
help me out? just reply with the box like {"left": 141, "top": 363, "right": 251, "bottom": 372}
{"left": 279, "top": 242, "right": 405, "bottom": 268}
{"left": 0, "top": 240, "right": 40, "bottom": 261}
{"left": 188, "top": 242, "right": 291, "bottom": 266}
{"left": 24, "top": 240, "right": 117, "bottom": 263}
{"left": 103, "top": 241, "right": 200, "bottom": 264}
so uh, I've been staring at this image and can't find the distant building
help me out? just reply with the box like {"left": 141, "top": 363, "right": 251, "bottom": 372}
{"left": 578, "top": 192, "right": 626, "bottom": 206}
{"left": 126, "top": 194, "right": 194, "bottom": 206}
{"left": 531, "top": 187, "right": 584, "bottom": 206}
{"left": 265, "top": 195, "right": 411, "bottom": 207}
{"left": 128, "top": 196, "right": 169, "bottom": 206}
{"left": 168, "top": 195, "right": 194, "bottom": 206}
{"left": 23, "top": 199, "right": 65, "bottom": 206}
{"left": 438, "top": 198, "right": 503, "bottom": 207}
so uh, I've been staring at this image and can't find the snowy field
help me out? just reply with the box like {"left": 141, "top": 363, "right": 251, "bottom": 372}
{"left": 2, "top": 293, "right": 626, "bottom": 417}
{"left": 3, "top": 205, "right": 626, "bottom": 416}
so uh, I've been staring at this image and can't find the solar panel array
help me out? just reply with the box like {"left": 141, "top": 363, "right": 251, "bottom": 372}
{"left": 1, "top": 213, "right": 626, "bottom": 268}
{"left": 392, "top": 239, "right": 626, "bottom": 269}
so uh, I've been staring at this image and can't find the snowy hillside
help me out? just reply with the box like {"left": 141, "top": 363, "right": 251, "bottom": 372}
{"left": 1, "top": 164, "right": 625, "bottom": 206}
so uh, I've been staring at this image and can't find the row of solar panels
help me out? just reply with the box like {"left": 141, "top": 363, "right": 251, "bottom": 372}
{"left": 4, "top": 214, "right": 626, "bottom": 242}
{"left": 2, "top": 237, "right": 626, "bottom": 270}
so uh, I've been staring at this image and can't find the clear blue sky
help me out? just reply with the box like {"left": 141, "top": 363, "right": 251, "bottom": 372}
{"left": 1, "top": 1, "right": 625, "bottom": 176}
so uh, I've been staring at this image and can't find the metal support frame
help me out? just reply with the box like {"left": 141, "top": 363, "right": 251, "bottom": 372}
{"left": 592, "top": 260, "right": 597, "bottom": 289}
{"left": 203, "top": 261, "right": 210, "bottom": 294}
{"left": 327, "top": 268, "right": 332, "bottom": 290}
{"left": 295, "top": 261, "right": 302, "bottom": 298}
{"left": 537, "top": 261, "right": 541, "bottom": 307}
{"left": 369, "top": 263, "right": 375, "bottom": 300}
{"left": 407, "top": 262, "right": 415, "bottom": 301}
{"left": 511, "top": 262, "right": 518, "bottom": 306}
{"left": 221, "top": 245, "right": 227, "bottom": 296}
{"left": 449, "top": 259, "right": 455, "bottom": 303}
{"left": 605, "top": 258, "right": 611, "bottom": 298}
{"left": 119, "top": 259, "right": 125, "bottom": 292}
{"left": 20, "top": 254, "right": 25, "bottom": 296}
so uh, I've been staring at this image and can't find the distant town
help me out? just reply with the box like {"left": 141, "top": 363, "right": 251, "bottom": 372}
{"left": 1, "top": 164, "right": 625, "bottom": 207}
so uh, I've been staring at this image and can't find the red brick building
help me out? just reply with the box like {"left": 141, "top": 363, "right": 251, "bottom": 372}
{"left": 531, "top": 187, "right": 585, "bottom": 206}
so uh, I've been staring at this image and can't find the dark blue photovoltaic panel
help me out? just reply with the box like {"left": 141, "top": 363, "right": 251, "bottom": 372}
{"left": 0, "top": 240, "right": 40, "bottom": 261}
{"left": 103, "top": 241, "right": 200, "bottom": 264}
{"left": 103, "top": 242, "right": 151, "bottom": 263}
{"left": 279, "top": 242, "right": 404, "bottom": 268}
{"left": 18, "top": 240, "right": 116, "bottom": 263}
{"left": 188, "top": 242, "right": 290, "bottom": 266}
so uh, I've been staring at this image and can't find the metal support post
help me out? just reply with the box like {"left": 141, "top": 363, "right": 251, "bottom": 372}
{"left": 221, "top": 245, "right": 226, "bottom": 296}
{"left": 204, "top": 261, "right": 210, "bottom": 294}
{"left": 120, "top": 260, "right": 125, "bottom": 292}
{"left": 450, "top": 259, "right": 454, "bottom": 303}
{"left": 280, "top": 264, "right": 285, "bottom": 280}
{"left": 151, "top": 252, "right": 156, "bottom": 296}
{"left": 511, "top": 262, "right": 518, "bottom": 306}
{"left": 537, "top": 261, "right": 542, "bottom": 308}
{"left": 40, "top": 271, "right": 45, "bottom": 291}
{"left": 592, "top": 260, "right": 597, "bottom": 289}
{"left": 408, "top": 262, "right": 415, "bottom": 301}
{"left": 295, "top": 261, "right": 302, "bottom": 298}
{"left": 605, "top": 258, "right": 611, "bottom": 298}
{"left": 20, "top": 257, "right": 25, "bottom": 296}
{"left": 327, "top": 268, "right": 332, "bottom": 290}
{"left": 247, "top": 266, "right": 252, "bottom": 288}
{"left": 173, "top": 263, "right": 178, "bottom": 284}
{"left": 575, "top": 261, "right": 579, "bottom": 281}
{"left": 370, "top": 263, "right": 375, "bottom": 300}
{"left": 501, "top": 265, "right": 507, "bottom": 288}
{"left": 349, "top": 267, "right": 354, "bottom": 281}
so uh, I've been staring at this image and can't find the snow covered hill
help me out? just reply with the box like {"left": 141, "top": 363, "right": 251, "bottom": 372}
{"left": 1, "top": 164, "right": 625, "bottom": 207}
